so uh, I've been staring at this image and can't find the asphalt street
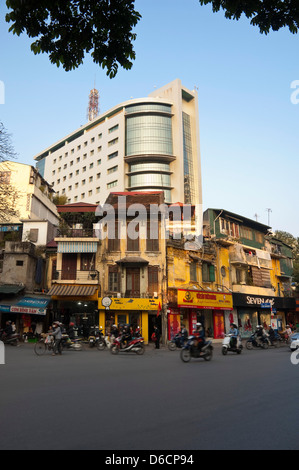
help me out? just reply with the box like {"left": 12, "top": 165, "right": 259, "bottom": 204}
{"left": 0, "top": 341, "right": 298, "bottom": 450}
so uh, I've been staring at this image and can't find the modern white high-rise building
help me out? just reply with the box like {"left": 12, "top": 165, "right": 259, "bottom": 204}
{"left": 34, "top": 79, "right": 202, "bottom": 206}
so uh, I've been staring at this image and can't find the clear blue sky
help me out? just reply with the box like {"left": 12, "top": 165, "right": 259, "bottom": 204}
{"left": 0, "top": 0, "right": 298, "bottom": 236}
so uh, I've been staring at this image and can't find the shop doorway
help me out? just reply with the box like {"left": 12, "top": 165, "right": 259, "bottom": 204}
{"left": 148, "top": 313, "right": 161, "bottom": 343}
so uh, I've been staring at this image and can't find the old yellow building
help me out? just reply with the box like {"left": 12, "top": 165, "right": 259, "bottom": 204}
{"left": 97, "top": 192, "right": 166, "bottom": 344}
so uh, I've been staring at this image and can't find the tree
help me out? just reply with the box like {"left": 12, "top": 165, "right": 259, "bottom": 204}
{"left": 274, "top": 230, "right": 299, "bottom": 286}
{"left": 0, "top": 123, "right": 20, "bottom": 223}
{"left": 5, "top": 0, "right": 141, "bottom": 78}
{"left": 5, "top": 1, "right": 299, "bottom": 77}
{"left": 198, "top": 0, "right": 299, "bottom": 34}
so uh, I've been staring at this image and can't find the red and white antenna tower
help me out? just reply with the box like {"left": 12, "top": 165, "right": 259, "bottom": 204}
{"left": 87, "top": 87, "right": 99, "bottom": 121}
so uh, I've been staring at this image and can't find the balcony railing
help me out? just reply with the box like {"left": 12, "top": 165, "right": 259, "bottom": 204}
{"left": 57, "top": 228, "right": 100, "bottom": 238}
{"left": 53, "top": 270, "right": 99, "bottom": 282}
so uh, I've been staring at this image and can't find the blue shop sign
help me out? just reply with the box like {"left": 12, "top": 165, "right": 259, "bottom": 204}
{"left": 16, "top": 297, "right": 50, "bottom": 308}
{"left": 0, "top": 305, "right": 11, "bottom": 313}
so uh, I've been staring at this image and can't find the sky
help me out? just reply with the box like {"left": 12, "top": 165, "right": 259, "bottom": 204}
{"left": 0, "top": 0, "right": 298, "bottom": 236}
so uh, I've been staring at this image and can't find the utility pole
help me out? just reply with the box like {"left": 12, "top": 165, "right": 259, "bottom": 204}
{"left": 266, "top": 208, "right": 272, "bottom": 226}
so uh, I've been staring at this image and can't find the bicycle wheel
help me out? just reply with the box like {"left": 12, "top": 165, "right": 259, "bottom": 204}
{"left": 34, "top": 341, "right": 47, "bottom": 356}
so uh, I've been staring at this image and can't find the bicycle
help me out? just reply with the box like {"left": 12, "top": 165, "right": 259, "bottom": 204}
{"left": 34, "top": 334, "right": 62, "bottom": 356}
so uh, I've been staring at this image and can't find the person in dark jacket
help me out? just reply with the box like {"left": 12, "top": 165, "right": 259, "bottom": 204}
{"left": 67, "top": 322, "right": 75, "bottom": 340}
{"left": 153, "top": 325, "right": 160, "bottom": 349}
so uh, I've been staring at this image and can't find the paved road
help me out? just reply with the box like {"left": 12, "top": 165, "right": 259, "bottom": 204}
{"left": 0, "top": 342, "right": 298, "bottom": 450}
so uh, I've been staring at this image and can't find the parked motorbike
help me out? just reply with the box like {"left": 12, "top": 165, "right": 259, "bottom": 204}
{"left": 97, "top": 334, "right": 112, "bottom": 351}
{"left": 222, "top": 334, "right": 243, "bottom": 355}
{"left": 246, "top": 333, "right": 269, "bottom": 350}
{"left": 0, "top": 329, "right": 20, "bottom": 346}
{"left": 168, "top": 333, "right": 187, "bottom": 351}
{"left": 180, "top": 335, "right": 213, "bottom": 362}
{"left": 110, "top": 335, "right": 145, "bottom": 355}
{"left": 88, "top": 327, "right": 101, "bottom": 348}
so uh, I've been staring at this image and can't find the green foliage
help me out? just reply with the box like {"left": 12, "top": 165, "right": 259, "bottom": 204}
{"left": 199, "top": 0, "right": 299, "bottom": 34}
{"left": 5, "top": 0, "right": 141, "bottom": 77}
{"left": 274, "top": 230, "right": 299, "bottom": 285}
{"left": 52, "top": 194, "right": 68, "bottom": 206}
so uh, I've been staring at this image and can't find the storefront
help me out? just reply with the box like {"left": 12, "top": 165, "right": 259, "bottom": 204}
{"left": 48, "top": 284, "right": 99, "bottom": 336}
{"left": 0, "top": 295, "right": 51, "bottom": 337}
{"left": 175, "top": 289, "right": 233, "bottom": 339}
{"left": 232, "top": 293, "right": 296, "bottom": 337}
{"left": 98, "top": 297, "right": 161, "bottom": 344}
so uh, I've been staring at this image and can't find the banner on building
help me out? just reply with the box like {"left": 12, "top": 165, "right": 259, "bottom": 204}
{"left": 177, "top": 289, "right": 233, "bottom": 310}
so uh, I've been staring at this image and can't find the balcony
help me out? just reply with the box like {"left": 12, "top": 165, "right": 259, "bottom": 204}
{"left": 52, "top": 270, "right": 99, "bottom": 283}
{"left": 57, "top": 228, "right": 100, "bottom": 238}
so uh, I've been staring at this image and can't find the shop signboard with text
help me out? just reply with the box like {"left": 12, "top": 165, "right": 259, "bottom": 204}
{"left": 177, "top": 289, "right": 233, "bottom": 310}
{"left": 98, "top": 297, "right": 160, "bottom": 311}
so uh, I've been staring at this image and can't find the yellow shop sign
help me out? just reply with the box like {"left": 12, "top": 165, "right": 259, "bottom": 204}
{"left": 177, "top": 289, "right": 233, "bottom": 310}
{"left": 98, "top": 297, "right": 161, "bottom": 311}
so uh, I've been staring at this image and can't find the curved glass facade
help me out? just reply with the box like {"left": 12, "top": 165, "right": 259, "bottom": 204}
{"left": 126, "top": 103, "right": 172, "bottom": 114}
{"left": 129, "top": 162, "right": 170, "bottom": 173}
{"left": 126, "top": 114, "right": 173, "bottom": 156}
{"left": 129, "top": 173, "right": 171, "bottom": 188}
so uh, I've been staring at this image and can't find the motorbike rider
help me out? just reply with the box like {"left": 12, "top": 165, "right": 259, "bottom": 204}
{"left": 67, "top": 322, "right": 75, "bottom": 340}
{"left": 2, "top": 321, "right": 13, "bottom": 339}
{"left": 121, "top": 325, "right": 132, "bottom": 348}
{"left": 255, "top": 325, "right": 267, "bottom": 345}
{"left": 229, "top": 323, "right": 238, "bottom": 349}
{"left": 179, "top": 324, "right": 188, "bottom": 347}
{"left": 268, "top": 324, "right": 276, "bottom": 344}
{"left": 110, "top": 324, "right": 119, "bottom": 341}
{"left": 193, "top": 322, "right": 206, "bottom": 351}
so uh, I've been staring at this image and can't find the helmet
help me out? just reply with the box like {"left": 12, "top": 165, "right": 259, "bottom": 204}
{"left": 196, "top": 322, "right": 202, "bottom": 327}
{"left": 69, "top": 322, "right": 75, "bottom": 327}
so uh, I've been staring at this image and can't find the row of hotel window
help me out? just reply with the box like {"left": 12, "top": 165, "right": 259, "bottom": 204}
{"left": 54, "top": 165, "right": 118, "bottom": 189}
{"left": 51, "top": 125, "right": 119, "bottom": 163}
{"left": 52, "top": 150, "right": 118, "bottom": 179}
{"left": 58, "top": 180, "right": 118, "bottom": 199}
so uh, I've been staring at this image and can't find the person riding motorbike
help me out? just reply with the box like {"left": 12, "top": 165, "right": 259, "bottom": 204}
{"left": 193, "top": 322, "right": 206, "bottom": 351}
{"left": 110, "top": 324, "right": 119, "bottom": 341}
{"left": 228, "top": 323, "right": 239, "bottom": 349}
{"left": 255, "top": 325, "right": 268, "bottom": 345}
{"left": 179, "top": 324, "right": 188, "bottom": 347}
{"left": 268, "top": 325, "right": 276, "bottom": 344}
{"left": 1, "top": 321, "right": 13, "bottom": 339}
{"left": 67, "top": 322, "right": 75, "bottom": 340}
{"left": 121, "top": 325, "right": 132, "bottom": 348}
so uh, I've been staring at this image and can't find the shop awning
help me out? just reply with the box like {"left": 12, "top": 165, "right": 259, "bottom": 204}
{"left": 0, "top": 285, "right": 25, "bottom": 295}
{"left": 116, "top": 256, "right": 149, "bottom": 266}
{"left": 48, "top": 284, "right": 97, "bottom": 297}
{"left": 57, "top": 241, "right": 98, "bottom": 253}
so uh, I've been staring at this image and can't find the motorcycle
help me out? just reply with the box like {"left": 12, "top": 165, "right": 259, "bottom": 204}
{"left": 180, "top": 335, "right": 213, "bottom": 362}
{"left": 61, "top": 334, "right": 85, "bottom": 351}
{"left": 97, "top": 334, "right": 112, "bottom": 351}
{"left": 222, "top": 334, "right": 243, "bottom": 355}
{"left": 168, "top": 333, "right": 188, "bottom": 351}
{"left": 110, "top": 335, "right": 145, "bottom": 355}
{"left": 0, "top": 329, "right": 20, "bottom": 346}
{"left": 246, "top": 333, "right": 269, "bottom": 350}
{"left": 88, "top": 327, "right": 102, "bottom": 348}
